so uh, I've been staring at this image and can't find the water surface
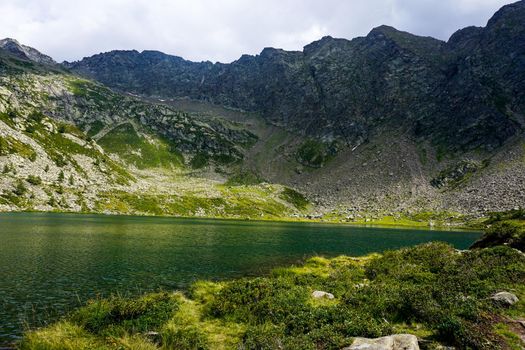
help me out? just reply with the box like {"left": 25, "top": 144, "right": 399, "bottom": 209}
{"left": 0, "top": 212, "right": 480, "bottom": 346}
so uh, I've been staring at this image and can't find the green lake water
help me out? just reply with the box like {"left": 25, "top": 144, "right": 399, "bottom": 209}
{"left": 0, "top": 212, "right": 481, "bottom": 346}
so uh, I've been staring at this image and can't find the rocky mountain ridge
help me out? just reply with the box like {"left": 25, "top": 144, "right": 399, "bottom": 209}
{"left": 66, "top": 1, "right": 525, "bottom": 154}
{"left": 0, "top": 38, "right": 56, "bottom": 65}
{"left": 1, "top": 1, "right": 524, "bottom": 223}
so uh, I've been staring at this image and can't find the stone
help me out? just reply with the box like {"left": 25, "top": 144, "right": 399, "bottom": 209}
{"left": 312, "top": 290, "right": 334, "bottom": 299}
{"left": 490, "top": 291, "right": 519, "bottom": 306}
{"left": 343, "top": 334, "right": 419, "bottom": 350}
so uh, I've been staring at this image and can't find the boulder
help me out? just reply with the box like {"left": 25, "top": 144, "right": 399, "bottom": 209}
{"left": 490, "top": 291, "right": 519, "bottom": 306}
{"left": 343, "top": 334, "right": 419, "bottom": 350}
{"left": 312, "top": 290, "right": 334, "bottom": 299}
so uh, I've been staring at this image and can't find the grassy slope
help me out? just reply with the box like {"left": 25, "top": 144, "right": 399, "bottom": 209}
{"left": 0, "top": 54, "right": 310, "bottom": 219}
{"left": 20, "top": 242, "right": 525, "bottom": 350}
{"left": 97, "top": 122, "right": 184, "bottom": 170}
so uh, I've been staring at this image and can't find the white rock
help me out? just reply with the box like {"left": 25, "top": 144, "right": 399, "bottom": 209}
{"left": 491, "top": 291, "right": 519, "bottom": 306}
{"left": 312, "top": 290, "right": 334, "bottom": 299}
{"left": 343, "top": 334, "right": 419, "bottom": 350}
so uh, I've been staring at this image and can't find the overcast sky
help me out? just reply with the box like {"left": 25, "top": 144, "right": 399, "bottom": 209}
{"left": 0, "top": 0, "right": 513, "bottom": 63}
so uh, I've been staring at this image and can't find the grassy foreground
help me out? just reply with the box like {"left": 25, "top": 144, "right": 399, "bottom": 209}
{"left": 20, "top": 242, "right": 525, "bottom": 350}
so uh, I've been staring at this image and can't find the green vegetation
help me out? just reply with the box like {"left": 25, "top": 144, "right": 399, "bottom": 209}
{"left": 86, "top": 120, "right": 105, "bottom": 138}
{"left": 13, "top": 180, "right": 28, "bottom": 196}
{"left": 20, "top": 242, "right": 525, "bottom": 349}
{"left": 430, "top": 160, "right": 487, "bottom": 189}
{"left": 26, "top": 175, "right": 42, "bottom": 185}
{"left": 190, "top": 153, "right": 209, "bottom": 169}
{"left": 279, "top": 187, "right": 309, "bottom": 210}
{"left": 296, "top": 140, "right": 335, "bottom": 168}
{"left": 95, "top": 185, "right": 296, "bottom": 219}
{"left": 98, "top": 123, "right": 184, "bottom": 169}
{"left": 0, "top": 135, "right": 37, "bottom": 160}
{"left": 471, "top": 209, "right": 525, "bottom": 251}
{"left": 225, "top": 170, "right": 263, "bottom": 186}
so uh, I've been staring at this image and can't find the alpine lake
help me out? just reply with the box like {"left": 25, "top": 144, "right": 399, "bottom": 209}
{"left": 0, "top": 212, "right": 481, "bottom": 346}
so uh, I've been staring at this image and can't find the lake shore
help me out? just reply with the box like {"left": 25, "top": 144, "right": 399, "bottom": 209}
{"left": 19, "top": 242, "right": 525, "bottom": 350}
{"left": 0, "top": 208, "right": 482, "bottom": 231}
{"left": 0, "top": 213, "right": 481, "bottom": 347}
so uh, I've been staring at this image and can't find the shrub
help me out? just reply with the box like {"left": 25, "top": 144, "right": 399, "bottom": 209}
{"left": 26, "top": 175, "right": 42, "bottom": 185}
{"left": 71, "top": 292, "right": 180, "bottom": 336}
{"left": 471, "top": 222, "right": 525, "bottom": 251}
{"left": 13, "top": 180, "right": 28, "bottom": 196}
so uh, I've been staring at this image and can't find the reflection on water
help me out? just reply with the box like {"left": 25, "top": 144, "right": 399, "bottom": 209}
{"left": 0, "top": 212, "right": 480, "bottom": 346}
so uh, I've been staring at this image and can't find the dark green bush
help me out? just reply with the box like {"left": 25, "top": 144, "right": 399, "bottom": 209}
{"left": 471, "top": 222, "right": 525, "bottom": 251}
{"left": 26, "top": 175, "right": 42, "bottom": 185}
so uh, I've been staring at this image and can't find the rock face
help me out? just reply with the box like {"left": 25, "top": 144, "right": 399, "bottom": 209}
{"left": 491, "top": 291, "right": 519, "bottom": 306}
{"left": 343, "top": 334, "right": 419, "bottom": 350}
{"left": 311, "top": 290, "right": 334, "bottom": 299}
{"left": 0, "top": 38, "right": 56, "bottom": 65}
{"left": 66, "top": 1, "right": 525, "bottom": 154}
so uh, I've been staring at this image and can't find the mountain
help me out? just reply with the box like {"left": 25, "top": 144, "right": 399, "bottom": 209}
{"left": 0, "top": 46, "right": 305, "bottom": 218}
{"left": 1, "top": 1, "right": 525, "bottom": 224}
{"left": 66, "top": 1, "right": 525, "bottom": 154}
{"left": 0, "top": 38, "right": 56, "bottom": 65}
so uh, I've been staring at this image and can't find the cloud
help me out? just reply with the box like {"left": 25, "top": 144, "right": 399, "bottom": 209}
{"left": 0, "top": 0, "right": 513, "bottom": 63}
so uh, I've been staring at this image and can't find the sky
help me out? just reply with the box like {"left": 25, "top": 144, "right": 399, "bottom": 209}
{"left": 0, "top": 0, "right": 514, "bottom": 63}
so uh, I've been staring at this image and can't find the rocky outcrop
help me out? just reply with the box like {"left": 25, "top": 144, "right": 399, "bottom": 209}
{"left": 491, "top": 291, "right": 519, "bottom": 306}
{"left": 343, "top": 334, "right": 419, "bottom": 350}
{"left": 0, "top": 38, "right": 56, "bottom": 65}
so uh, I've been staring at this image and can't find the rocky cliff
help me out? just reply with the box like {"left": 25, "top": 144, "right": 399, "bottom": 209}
{"left": 1, "top": 1, "right": 525, "bottom": 223}
{"left": 66, "top": 1, "right": 525, "bottom": 154}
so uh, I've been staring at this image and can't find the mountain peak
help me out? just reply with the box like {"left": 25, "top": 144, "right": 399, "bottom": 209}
{"left": 0, "top": 38, "right": 56, "bottom": 65}
{"left": 368, "top": 25, "right": 399, "bottom": 36}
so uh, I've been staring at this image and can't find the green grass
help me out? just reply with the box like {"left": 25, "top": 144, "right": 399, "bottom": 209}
{"left": 20, "top": 243, "right": 525, "bottom": 350}
{"left": 95, "top": 187, "right": 296, "bottom": 219}
{"left": 494, "top": 323, "right": 524, "bottom": 350}
{"left": 279, "top": 187, "right": 309, "bottom": 210}
{"left": 0, "top": 135, "right": 37, "bottom": 160}
{"left": 225, "top": 170, "right": 263, "bottom": 186}
{"left": 97, "top": 123, "right": 184, "bottom": 169}
{"left": 86, "top": 121, "right": 105, "bottom": 138}
{"left": 296, "top": 140, "right": 334, "bottom": 168}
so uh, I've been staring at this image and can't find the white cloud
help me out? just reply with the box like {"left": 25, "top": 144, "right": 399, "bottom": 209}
{"left": 0, "top": 0, "right": 513, "bottom": 63}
